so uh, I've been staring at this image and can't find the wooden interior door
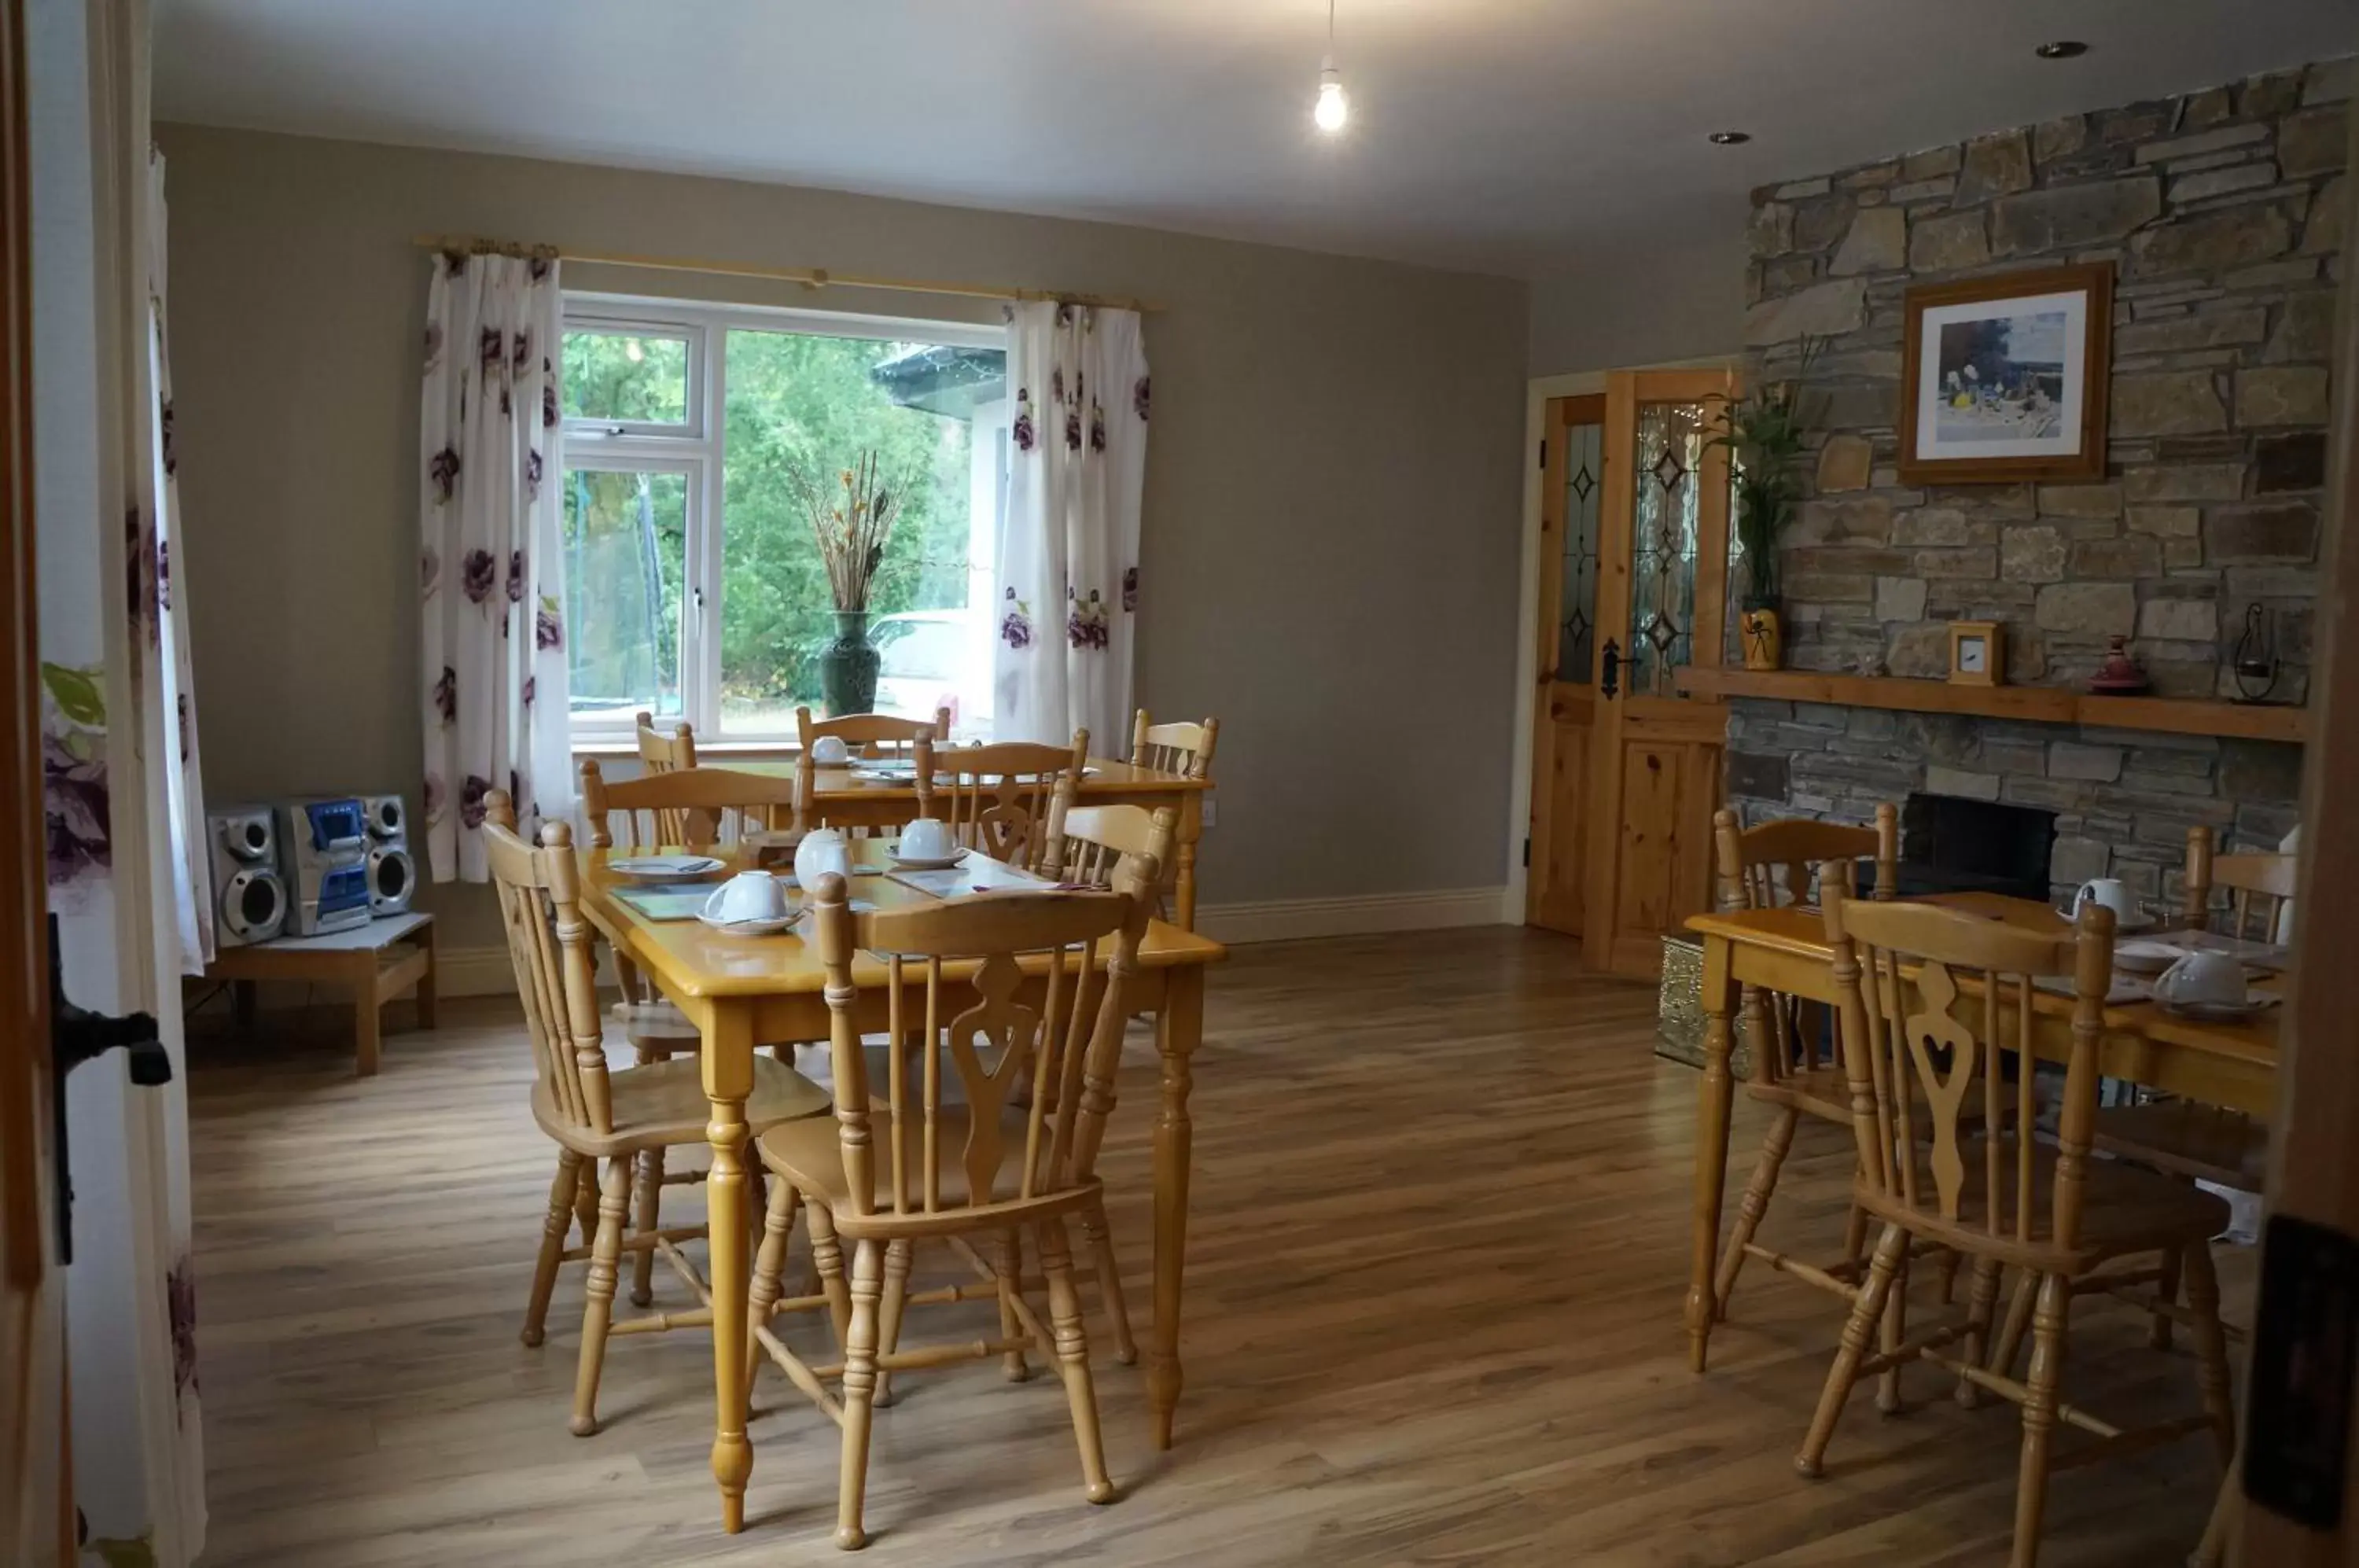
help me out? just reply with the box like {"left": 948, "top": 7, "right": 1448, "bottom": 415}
{"left": 1581, "top": 368, "right": 1736, "bottom": 979}
{"left": 1525, "top": 394, "right": 1605, "bottom": 934}
{"left": 0, "top": 0, "right": 71, "bottom": 1558}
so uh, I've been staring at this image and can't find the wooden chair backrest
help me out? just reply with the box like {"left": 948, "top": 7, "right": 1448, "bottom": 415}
{"left": 1824, "top": 871, "right": 2116, "bottom": 1253}
{"left": 1043, "top": 782, "right": 1177, "bottom": 894}
{"left": 797, "top": 704, "right": 951, "bottom": 760}
{"left": 808, "top": 865, "right": 1154, "bottom": 1219}
{"left": 918, "top": 731, "right": 1088, "bottom": 871}
{"left": 578, "top": 759, "right": 804, "bottom": 850}
{"left": 633, "top": 712, "right": 700, "bottom": 841}
{"left": 1713, "top": 804, "right": 1898, "bottom": 913}
{"left": 1129, "top": 709, "right": 1217, "bottom": 781}
{"left": 2181, "top": 826, "right": 2298, "bottom": 941}
{"left": 483, "top": 790, "right": 613, "bottom": 1136}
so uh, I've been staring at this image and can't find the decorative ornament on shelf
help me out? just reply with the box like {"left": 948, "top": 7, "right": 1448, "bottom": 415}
{"left": 1947, "top": 620, "right": 2005, "bottom": 686}
{"left": 2086, "top": 634, "right": 2149, "bottom": 696}
{"left": 1706, "top": 338, "right": 1822, "bottom": 672}
{"left": 2231, "top": 603, "right": 2281, "bottom": 705}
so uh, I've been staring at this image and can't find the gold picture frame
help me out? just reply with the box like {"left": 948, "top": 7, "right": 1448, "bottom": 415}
{"left": 1898, "top": 261, "right": 2112, "bottom": 485}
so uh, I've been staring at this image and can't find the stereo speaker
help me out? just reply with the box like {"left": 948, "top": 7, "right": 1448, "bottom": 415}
{"left": 363, "top": 793, "right": 414, "bottom": 915}
{"left": 207, "top": 808, "right": 287, "bottom": 947}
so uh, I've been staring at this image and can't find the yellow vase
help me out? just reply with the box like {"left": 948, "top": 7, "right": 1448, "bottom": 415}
{"left": 1740, "top": 608, "right": 1783, "bottom": 672}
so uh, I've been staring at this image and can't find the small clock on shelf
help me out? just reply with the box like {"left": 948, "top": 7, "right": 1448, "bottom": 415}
{"left": 1949, "top": 620, "right": 2005, "bottom": 686}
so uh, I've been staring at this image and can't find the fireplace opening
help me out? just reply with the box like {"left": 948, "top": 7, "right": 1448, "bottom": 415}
{"left": 1897, "top": 793, "right": 2057, "bottom": 902}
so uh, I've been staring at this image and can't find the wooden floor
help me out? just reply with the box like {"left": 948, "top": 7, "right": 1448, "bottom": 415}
{"left": 190, "top": 927, "right": 2246, "bottom": 1566}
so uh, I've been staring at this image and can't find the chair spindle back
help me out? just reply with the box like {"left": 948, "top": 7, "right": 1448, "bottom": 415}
{"left": 808, "top": 865, "right": 1153, "bottom": 1220}
{"left": 1825, "top": 870, "right": 2115, "bottom": 1254}
{"left": 1043, "top": 781, "right": 1177, "bottom": 895}
{"left": 797, "top": 704, "right": 951, "bottom": 760}
{"left": 1711, "top": 804, "right": 1897, "bottom": 1077}
{"left": 579, "top": 759, "right": 805, "bottom": 851}
{"left": 1129, "top": 709, "right": 1218, "bottom": 780}
{"left": 484, "top": 790, "right": 614, "bottom": 1135}
{"left": 634, "top": 712, "right": 700, "bottom": 842}
{"left": 918, "top": 731, "right": 1087, "bottom": 871}
{"left": 2181, "top": 826, "right": 2298, "bottom": 942}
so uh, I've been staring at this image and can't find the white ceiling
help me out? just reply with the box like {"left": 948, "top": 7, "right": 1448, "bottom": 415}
{"left": 153, "top": 0, "right": 2357, "bottom": 279}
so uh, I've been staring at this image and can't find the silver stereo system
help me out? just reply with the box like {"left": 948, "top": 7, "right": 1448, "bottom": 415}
{"left": 362, "top": 793, "right": 414, "bottom": 916}
{"left": 206, "top": 807, "right": 287, "bottom": 947}
{"left": 272, "top": 796, "right": 374, "bottom": 936}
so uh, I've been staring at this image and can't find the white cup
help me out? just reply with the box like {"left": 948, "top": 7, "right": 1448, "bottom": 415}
{"left": 2070, "top": 878, "right": 2136, "bottom": 924}
{"left": 810, "top": 734, "right": 851, "bottom": 766}
{"left": 704, "top": 870, "right": 790, "bottom": 926}
{"left": 899, "top": 818, "right": 955, "bottom": 861}
{"left": 2153, "top": 951, "right": 2249, "bottom": 1009}
{"left": 793, "top": 827, "right": 852, "bottom": 903}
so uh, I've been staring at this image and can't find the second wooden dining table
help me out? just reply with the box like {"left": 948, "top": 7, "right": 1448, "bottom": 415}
{"left": 577, "top": 837, "right": 1227, "bottom": 1533}
{"left": 1683, "top": 892, "right": 2282, "bottom": 1376}
{"left": 738, "top": 754, "right": 1216, "bottom": 927}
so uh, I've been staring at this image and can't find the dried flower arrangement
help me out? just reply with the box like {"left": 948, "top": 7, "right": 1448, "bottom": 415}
{"left": 790, "top": 451, "right": 903, "bottom": 613}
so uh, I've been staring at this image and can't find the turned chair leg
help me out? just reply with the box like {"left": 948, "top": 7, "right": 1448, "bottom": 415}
{"left": 1079, "top": 1199, "right": 1136, "bottom": 1365}
{"left": 1841, "top": 1200, "right": 1869, "bottom": 1280}
{"left": 1798, "top": 1221, "right": 1908, "bottom": 1478}
{"left": 1990, "top": 1267, "right": 2037, "bottom": 1380}
{"left": 2008, "top": 1272, "right": 2072, "bottom": 1568}
{"left": 874, "top": 1239, "right": 913, "bottom": 1408}
{"left": 1879, "top": 1243, "right": 1912, "bottom": 1416}
{"left": 1957, "top": 1257, "right": 2004, "bottom": 1408}
{"left": 523, "top": 1148, "right": 583, "bottom": 1348}
{"left": 835, "top": 1238, "right": 885, "bottom": 1551}
{"left": 628, "top": 1147, "right": 664, "bottom": 1309}
{"left": 1038, "top": 1216, "right": 1116, "bottom": 1504}
{"left": 808, "top": 1202, "right": 852, "bottom": 1352}
{"left": 2151, "top": 1243, "right": 2185, "bottom": 1353}
{"left": 2181, "top": 1242, "right": 2237, "bottom": 1464}
{"left": 570, "top": 1156, "right": 631, "bottom": 1437}
{"left": 1713, "top": 1106, "right": 1798, "bottom": 1321}
{"left": 995, "top": 1229, "right": 1031, "bottom": 1382}
{"left": 572, "top": 1158, "right": 599, "bottom": 1244}
{"left": 746, "top": 1180, "right": 800, "bottom": 1402}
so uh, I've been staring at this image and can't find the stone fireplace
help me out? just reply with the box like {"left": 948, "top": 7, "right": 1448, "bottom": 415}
{"left": 1721, "top": 64, "right": 2331, "bottom": 885}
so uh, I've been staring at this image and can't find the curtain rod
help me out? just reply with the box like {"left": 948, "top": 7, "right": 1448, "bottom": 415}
{"left": 411, "top": 234, "right": 1160, "bottom": 314}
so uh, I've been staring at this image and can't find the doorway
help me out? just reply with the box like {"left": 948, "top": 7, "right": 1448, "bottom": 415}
{"left": 1523, "top": 368, "right": 1735, "bottom": 979}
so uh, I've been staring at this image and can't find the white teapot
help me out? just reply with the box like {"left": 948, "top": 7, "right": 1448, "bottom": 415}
{"left": 792, "top": 826, "right": 852, "bottom": 905}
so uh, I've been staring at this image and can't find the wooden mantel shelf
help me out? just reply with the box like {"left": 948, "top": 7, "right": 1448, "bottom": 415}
{"left": 1676, "top": 667, "right": 2309, "bottom": 743}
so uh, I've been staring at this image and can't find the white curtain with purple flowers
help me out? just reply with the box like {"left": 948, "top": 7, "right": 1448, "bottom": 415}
{"left": 418, "top": 251, "right": 572, "bottom": 882}
{"left": 993, "top": 301, "right": 1150, "bottom": 749}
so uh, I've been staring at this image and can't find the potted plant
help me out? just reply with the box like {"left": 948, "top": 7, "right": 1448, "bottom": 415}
{"left": 1708, "top": 342, "right": 1820, "bottom": 672}
{"left": 791, "top": 451, "right": 903, "bottom": 716}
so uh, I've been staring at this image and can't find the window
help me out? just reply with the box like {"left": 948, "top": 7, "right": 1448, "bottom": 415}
{"left": 558, "top": 296, "right": 1007, "bottom": 740}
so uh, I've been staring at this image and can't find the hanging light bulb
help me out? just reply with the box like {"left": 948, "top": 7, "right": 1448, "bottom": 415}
{"left": 1313, "top": 0, "right": 1348, "bottom": 133}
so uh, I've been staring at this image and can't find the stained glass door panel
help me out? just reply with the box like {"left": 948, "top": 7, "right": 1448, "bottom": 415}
{"left": 1558, "top": 418, "right": 1603, "bottom": 685}
{"left": 1528, "top": 395, "right": 1606, "bottom": 934}
{"left": 1625, "top": 400, "right": 1706, "bottom": 698}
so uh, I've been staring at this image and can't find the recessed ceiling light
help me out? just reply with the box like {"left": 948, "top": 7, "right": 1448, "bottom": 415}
{"left": 2034, "top": 40, "right": 2089, "bottom": 60}
{"left": 1708, "top": 131, "right": 1752, "bottom": 146}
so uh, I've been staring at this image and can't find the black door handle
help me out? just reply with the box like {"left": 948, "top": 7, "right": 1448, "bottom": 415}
{"left": 1600, "top": 638, "right": 1621, "bottom": 699}
{"left": 49, "top": 914, "right": 171, "bottom": 1263}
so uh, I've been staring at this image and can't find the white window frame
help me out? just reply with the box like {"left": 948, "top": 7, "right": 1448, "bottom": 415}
{"left": 559, "top": 292, "right": 1007, "bottom": 743}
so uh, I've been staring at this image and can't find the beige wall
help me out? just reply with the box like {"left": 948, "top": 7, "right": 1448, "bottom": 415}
{"left": 156, "top": 124, "right": 1529, "bottom": 950}
{"left": 1526, "top": 230, "right": 1746, "bottom": 375}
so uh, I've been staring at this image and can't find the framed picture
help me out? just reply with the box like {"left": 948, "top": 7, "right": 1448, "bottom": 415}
{"left": 1898, "top": 262, "right": 2112, "bottom": 484}
{"left": 1949, "top": 620, "right": 2006, "bottom": 686}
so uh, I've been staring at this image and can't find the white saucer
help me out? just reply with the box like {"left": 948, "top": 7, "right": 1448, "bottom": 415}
{"left": 889, "top": 848, "right": 970, "bottom": 870}
{"left": 611, "top": 855, "right": 724, "bottom": 880}
{"left": 2156, "top": 996, "right": 2274, "bottom": 1024}
{"left": 695, "top": 909, "right": 800, "bottom": 937}
{"left": 2112, "top": 939, "right": 2185, "bottom": 975}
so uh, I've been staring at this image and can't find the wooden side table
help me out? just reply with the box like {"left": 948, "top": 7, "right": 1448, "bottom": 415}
{"left": 202, "top": 911, "right": 438, "bottom": 1077}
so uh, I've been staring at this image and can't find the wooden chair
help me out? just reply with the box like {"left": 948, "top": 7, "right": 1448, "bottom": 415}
{"left": 915, "top": 730, "right": 1087, "bottom": 873}
{"left": 1801, "top": 879, "right": 2236, "bottom": 1568}
{"left": 481, "top": 790, "right": 828, "bottom": 1439}
{"left": 744, "top": 866, "right": 1154, "bottom": 1549}
{"left": 634, "top": 710, "right": 701, "bottom": 843}
{"left": 798, "top": 703, "right": 951, "bottom": 760}
{"left": 1128, "top": 709, "right": 1217, "bottom": 781}
{"left": 1705, "top": 804, "right": 1897, "bottom": 1360}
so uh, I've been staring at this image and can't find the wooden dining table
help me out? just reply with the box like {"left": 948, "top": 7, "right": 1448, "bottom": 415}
{"left": 1682, "top": 892, "right": 2282, "bottom": 1375}
{"left": 734, "top": 754, "right": 1215, "bottom": 927}
{"left": 577, "top": 836, "right": 1227, "bottom": 1533}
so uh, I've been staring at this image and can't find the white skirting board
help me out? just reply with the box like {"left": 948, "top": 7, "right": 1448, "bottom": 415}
{"left": 409, "top": 885, "right": 1512, "bottom": 998}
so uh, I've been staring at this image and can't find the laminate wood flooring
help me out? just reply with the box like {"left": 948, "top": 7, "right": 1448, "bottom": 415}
{"left": 188, "top": 928, "right": 2248, "bottom": 1566}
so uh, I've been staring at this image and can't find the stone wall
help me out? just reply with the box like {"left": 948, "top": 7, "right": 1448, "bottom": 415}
{"left": 1726, "top": 62, "right": 2342, "bottom": 892}
{"left": 1747, "top": 61, "right": 2346, "bottom": 695}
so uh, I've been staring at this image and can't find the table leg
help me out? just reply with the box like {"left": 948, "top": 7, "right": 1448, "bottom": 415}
{"left": 1173, "top": 794, "right": 1203, "bottom": 931}
{"left": 351, "top": 955, "right": 382, "bottom": 1078}
{"left": 1149, "top": 965, "right": 1204, "bottom": 1450}
{"left": 414, "top": 922, "right": 440, "bottom": 1030}
{"left": 1686, "top": 935, "right": 1738, "bottom": 1373}
{"left": 703, "top": 1009, "right": 756, "bottom": 1533}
